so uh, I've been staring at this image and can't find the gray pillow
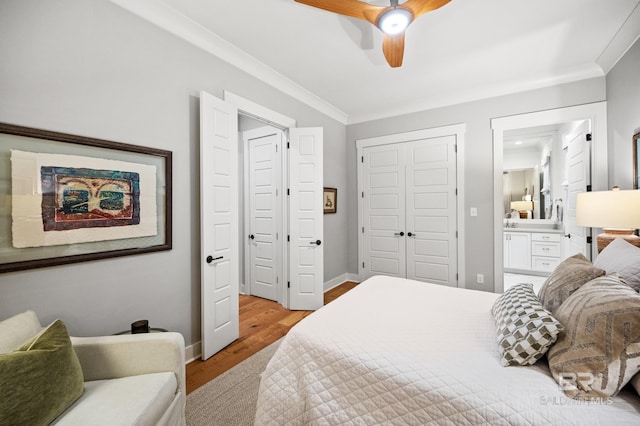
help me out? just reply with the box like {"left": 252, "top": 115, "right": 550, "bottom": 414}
{"left": 594, "top": 237, "right": 640, "bottom": 291}
{"left": 548, "top": 274, "right": 640, "bottom": 400}
{"left": 492, "top": 283, "right": 564, "bottom": 366}
{"left": 537, "top": 253, "right": 605, "bottom": 315}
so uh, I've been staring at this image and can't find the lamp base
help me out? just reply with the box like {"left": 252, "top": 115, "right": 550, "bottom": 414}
{"left": 597, "top": 229, "right": 640, "bottom": 252}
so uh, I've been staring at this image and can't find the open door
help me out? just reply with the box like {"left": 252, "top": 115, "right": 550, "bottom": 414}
{"left": 288, "top": 127, "right": 324, "bottom": 310}
{"left": 200, "top": 91, "right": 239, "bottom": 360}
{"left": 244, "top": 126, "right": 283, "bottom": 302}
{"left": 565, "top": 122, "right": 592, "bottom": 260}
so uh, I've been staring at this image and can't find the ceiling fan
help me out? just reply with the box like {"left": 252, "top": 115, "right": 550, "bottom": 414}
{"left": 294, "top": 0, "right": 452, "bottom": 68}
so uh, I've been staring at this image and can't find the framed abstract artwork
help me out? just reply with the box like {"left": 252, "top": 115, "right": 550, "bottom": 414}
{"left": 0, "top": 123, "right": 172, "bottom": 273}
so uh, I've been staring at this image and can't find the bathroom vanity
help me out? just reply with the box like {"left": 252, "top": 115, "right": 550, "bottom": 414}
{"left": 503, "top": 221, "right": 564, "bottom": 275}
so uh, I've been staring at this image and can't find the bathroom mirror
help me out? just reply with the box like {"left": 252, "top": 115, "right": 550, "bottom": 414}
{"left": 503, "top": 127, "right": 554, "bottom": 220}
{"left": 503, "top": 167, "right": 545, "bottom": 219}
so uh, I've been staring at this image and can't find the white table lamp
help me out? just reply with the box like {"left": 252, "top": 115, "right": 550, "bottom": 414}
{"left": 576, "top": 187, "right": 640, "bottom": 252}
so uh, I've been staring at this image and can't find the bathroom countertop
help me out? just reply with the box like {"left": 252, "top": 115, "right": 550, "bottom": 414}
{"left": 503, "top": 227, "right": 564, "bottom": 234}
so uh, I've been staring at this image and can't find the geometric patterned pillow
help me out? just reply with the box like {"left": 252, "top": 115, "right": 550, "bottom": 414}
{"left": 492, "top": 283, "right": 564, "bottom": 366}
{"left": 547, "top": 275, "right": 640, "bottom": 400}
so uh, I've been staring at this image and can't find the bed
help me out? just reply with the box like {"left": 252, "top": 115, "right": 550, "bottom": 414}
{"left": 255, "top": 268, "right": 640, "bottom": 424}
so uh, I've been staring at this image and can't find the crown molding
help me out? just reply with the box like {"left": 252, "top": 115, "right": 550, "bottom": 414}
{"left": 596, "top": 1, "right": 640, "bottom": 74}
{"left": 110, "top": 0, "right": 636, "bottom": 127}
{"left": 346, "top": 63, "right": 604, "bottom": 125}
{"left": 109, "top": 0, "right": 349, "bottom": 124}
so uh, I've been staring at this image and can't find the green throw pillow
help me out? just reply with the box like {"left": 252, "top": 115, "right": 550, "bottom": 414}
{"left": 0, "top": 319, "right": 84, "bottom": 426}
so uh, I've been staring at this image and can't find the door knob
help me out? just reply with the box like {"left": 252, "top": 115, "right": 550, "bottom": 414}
{"left": 309, "top": 240, "right": 321, "bottom": 246}
{"left": 407, "top": 232, "right": 416, "bottom": 237}
{"left": 249, "top": 234, "right": 255, "bottom": 240}
{"left": 206, "top": 255, "right": 223, "bottom": 264}
{"left": 394, "top": 232, "right": 405, "bottom": 236}
{"left": 564, "top": 234, "right": 571, "bottom": 239}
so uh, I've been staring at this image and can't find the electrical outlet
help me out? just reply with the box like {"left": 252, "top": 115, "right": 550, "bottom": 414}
{"left": 476, "top": 273, "right": 484, "bottom": 284}
{"left": 470, "top": 207, "right": 478, "bottom": 217}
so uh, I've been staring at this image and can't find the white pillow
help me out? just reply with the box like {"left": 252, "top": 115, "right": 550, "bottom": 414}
{"left": 594, "top": 237, "right": 640, "bottom": 291}
{"left": 0, "top": 310, "right": 42, "bottom": 353}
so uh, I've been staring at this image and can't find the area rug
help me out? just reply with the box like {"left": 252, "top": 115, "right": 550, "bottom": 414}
{"left": 186, "top": 339, "right": 282, "bottom": 426}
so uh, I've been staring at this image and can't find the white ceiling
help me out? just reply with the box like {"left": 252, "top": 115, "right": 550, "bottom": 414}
{"left": 112, "top": 0, "right": 640, "bottom": 124}
{"left": 504, "top": 123, "right": 563, "bottom": 152}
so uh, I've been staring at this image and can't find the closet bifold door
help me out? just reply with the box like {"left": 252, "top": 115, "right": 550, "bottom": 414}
{"left": 361, "top": 143, "right": 407, "bottom": 280}
{"left": 404, "top": 136, "right": 458, "bottom": 286}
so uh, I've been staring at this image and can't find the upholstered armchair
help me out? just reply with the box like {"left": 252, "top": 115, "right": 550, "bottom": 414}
{"left": 0, "top": 310, "right": 186, "bottom": 425}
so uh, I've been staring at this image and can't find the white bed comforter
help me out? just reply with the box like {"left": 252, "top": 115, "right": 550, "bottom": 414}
{"left": 255, "top": 276, "right": 640, "bottom": 425}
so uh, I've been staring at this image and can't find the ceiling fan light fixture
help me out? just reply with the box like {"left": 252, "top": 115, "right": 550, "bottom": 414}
{"left": 378, "top": 8, "right": 412, "bottom": 35}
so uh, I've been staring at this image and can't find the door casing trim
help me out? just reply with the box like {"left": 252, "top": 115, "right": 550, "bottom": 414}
{"left": 491, "top": 101, "right": 608, "bottom": 293}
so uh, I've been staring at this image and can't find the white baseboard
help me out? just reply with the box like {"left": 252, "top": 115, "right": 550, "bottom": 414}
{"left": 185, "top": 341, "right": 201, "bottom": 364}
{"left": 323, "top": 272, "right": 360, "bottom": 292}
{"left": 185, "top": 274, "right": 361, "bottom": 364}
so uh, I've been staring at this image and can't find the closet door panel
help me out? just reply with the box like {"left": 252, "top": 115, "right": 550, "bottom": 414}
{"left": 406, "top": 136, "right": 457, "bottom": 286}
{"left": 362, "top": 144, "right": 406, "bottom": 279}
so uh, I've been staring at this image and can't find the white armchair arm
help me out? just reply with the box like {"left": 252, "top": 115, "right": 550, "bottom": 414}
{"left": 70, "top": 332, "right": 185, "bottom": 397}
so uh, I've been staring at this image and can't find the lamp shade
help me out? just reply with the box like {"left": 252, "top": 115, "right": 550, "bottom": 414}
{"left": 576, "top": 190, "right": 640, "bottom": 229}
{"left": 510, "top": 201, "right": 533, "bottom": 211}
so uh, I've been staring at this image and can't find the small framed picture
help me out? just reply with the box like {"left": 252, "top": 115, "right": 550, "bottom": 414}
{"left": 323, "top": 187, "right": 337, "bottom": 214}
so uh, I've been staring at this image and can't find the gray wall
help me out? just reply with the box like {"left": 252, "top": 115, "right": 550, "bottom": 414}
{"left": 607, "top": 38, "right": 640, "bottom": 189}
{"left": 346, "top": 78, "right": 607, "bottom": 292}
{"left": 1, "top": 0, "right": 637, "bottom": 348}
{"left": 0, "top": 0, "right": 348, "bottom": 347}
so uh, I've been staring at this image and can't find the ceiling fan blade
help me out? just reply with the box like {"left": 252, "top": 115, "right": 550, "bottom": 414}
{"left": 382, "top": 32, "right": 405, "bottom": 68}
{"left": 402, "top": 0, "right": 452, "bottom": 19}
{"left": 294, "top": 0, "right": 383, "bottom": 23}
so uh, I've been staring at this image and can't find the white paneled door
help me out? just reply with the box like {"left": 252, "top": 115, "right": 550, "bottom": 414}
{"left": 200, "top": 91, "right": 239, "bottom": 360}
{"left": 362, "top": 143, "right": 406, "bottom": 278}
{"left": 405, "top": 137, "right": 457, "bottom": 286}
{"left": 289, "top": 128, "right": 324, "bottom": 310}
{"left": 245, "top": 127, "right": 282, "bottom": 302}
{"left": 565, "top": 123, "right": 591, "bottom": 259}
{"left": 361, "top": 135, "right": 458, "bottom": 286}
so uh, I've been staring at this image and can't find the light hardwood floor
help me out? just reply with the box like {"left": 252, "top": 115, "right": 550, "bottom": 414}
{"left": 186, "top": 281, "right": 358, "bottom": 394}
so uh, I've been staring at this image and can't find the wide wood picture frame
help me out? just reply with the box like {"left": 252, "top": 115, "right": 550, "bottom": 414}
{"left": 0, "top": 123, "right": 172, "bottom": 273}
{"left": 324, "top": 187, "right": 337, "bottom": 214}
